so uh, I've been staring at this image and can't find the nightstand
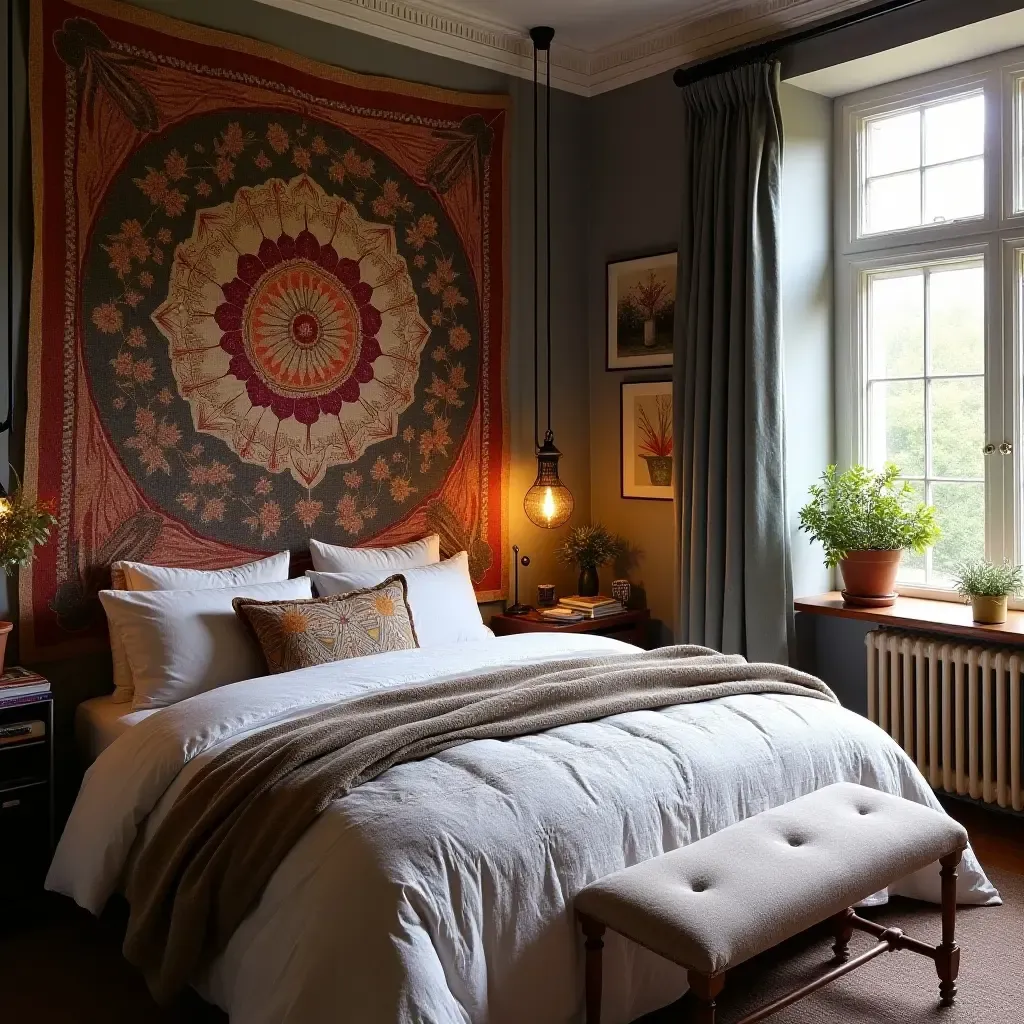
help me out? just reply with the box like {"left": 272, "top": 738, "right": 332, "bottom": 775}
{"left": 490, "top": 608, "right": 651, "bottom": 649}
{"left": 0, "top": 686, "right": 54, "bottom": 904}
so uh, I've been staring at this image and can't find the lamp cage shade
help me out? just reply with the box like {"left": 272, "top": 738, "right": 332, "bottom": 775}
{"left": 524, "top": 439, "right": 573, "bottom": 529}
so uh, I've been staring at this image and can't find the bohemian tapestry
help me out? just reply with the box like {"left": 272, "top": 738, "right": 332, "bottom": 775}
{"left": 24, "top": 0, "right": 509, "bottom": 659}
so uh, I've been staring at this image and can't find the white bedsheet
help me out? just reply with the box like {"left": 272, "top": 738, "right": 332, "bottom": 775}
{"left": 48, "top": 635, "right": 999, "bottom": 1024}
{"left": 75, "top": 695, "right": 159, "bottom": 763}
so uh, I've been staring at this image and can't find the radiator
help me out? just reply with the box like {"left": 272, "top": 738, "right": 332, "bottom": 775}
{"left": 865, "top": 628, "right": 1024, "bottom": 811}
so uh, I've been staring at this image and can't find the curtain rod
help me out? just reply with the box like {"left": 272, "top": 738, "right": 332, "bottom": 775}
{"left": 673, "top": 0, "right": 931, "bottom": 88}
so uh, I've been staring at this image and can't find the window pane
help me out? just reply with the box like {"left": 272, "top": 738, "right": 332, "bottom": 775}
{"left": 923, "top": 158, "right": 984, "bottom": 224}
{"left": 923, "top": 94, "right": 985, "bottom": 165}
{"left": 869, "top": 380, "right": 925, "bottom": 476}
{"left": 865, "top": 172, "right": 921, "bottom": 234}
{"left": 897, "top": 479, "right": 928, "bottom": 583}
{"left": 867, "top": 110, "right": 921, "bottom": 176}
{"left": 1017, "top": 78, "right": 1024, "bottom": 213}
{"left": 929, "top": 263, "right": 984, "bottom": 375}
{"left": 930, "top": 482, "right": 985, "bottom": 580}
{"left": 930, "top": 378, "right": 984, "bottom": 479}
{"left": 869, "top": 271, "right": 923, "bottom": 378}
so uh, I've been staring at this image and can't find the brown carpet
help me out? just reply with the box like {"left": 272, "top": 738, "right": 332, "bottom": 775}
{"left": 1, "top": 871, "right": 1020, "bottom": 1022}
{"left": 641, "top": 867, "right": 1024, "bottom": 1024}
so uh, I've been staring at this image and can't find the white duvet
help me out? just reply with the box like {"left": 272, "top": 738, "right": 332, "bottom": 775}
{"left": 48, "top": 634, "right": 999, "bottom": 1024}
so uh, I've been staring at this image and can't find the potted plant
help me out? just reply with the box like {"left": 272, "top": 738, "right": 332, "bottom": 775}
{"left": 798, "top": 463, "right": 939, "bottom": 607}
{"left": 951, "top": 560, "right": 1024, "bottom": 624}
{"left": 0, "top": 481, "right": 57, "bottom": 674}
{"left": 557, "top": 523, "right": 625, "bottom": 598}
{"left": 636, "top": 395, "right": 673, "bottom": 486}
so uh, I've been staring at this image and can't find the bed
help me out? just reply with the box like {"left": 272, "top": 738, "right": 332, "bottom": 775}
{"left": 75, "top": 696, "right": 158, "bottom": 764}
{"left": 49, "top": 632, "right": 999, "bottom": 1024}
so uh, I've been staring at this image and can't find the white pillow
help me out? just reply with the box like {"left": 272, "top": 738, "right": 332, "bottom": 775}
{"left": 307, "top": 552, "right": 491, "bottom": 648}
{"left": 309, "top": 534, "right": 440, "bottom": 574}
{"left": 115, "top": 550, "right": 290, "bottom": 592}
{"left": 106, "top": 552, "right": 291, "bottom": 704}
{"left": 99, "top": 577, "right": 312, "bottom": 710}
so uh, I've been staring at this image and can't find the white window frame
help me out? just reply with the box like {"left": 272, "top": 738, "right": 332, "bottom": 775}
{"left": 835, "top": 47, "right": 1024, "bottom": 600}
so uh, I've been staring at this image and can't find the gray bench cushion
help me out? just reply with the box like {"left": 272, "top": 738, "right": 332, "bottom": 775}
{"left": 576, "top": 783, "right": 968, "bottom": 976}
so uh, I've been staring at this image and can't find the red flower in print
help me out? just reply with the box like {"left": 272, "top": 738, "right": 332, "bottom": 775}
{"left": 213, "top": 228, "right": 384, "bottom": 426}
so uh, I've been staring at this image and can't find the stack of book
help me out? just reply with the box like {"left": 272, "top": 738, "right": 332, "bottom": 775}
{"left": 540, "top": 596, "right": 625, "bottom": 623}
{"left": 0, "top": 667, "right": 50, "bottom": 706}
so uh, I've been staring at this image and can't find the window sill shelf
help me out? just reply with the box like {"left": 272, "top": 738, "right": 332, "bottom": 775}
{"left": 795, "top": 591, "right": 1024, "bottom": 645}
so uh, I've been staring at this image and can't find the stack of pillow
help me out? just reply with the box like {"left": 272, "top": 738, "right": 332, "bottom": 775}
{"left": 98, "top": 535, "right": 490, "bottom": 711}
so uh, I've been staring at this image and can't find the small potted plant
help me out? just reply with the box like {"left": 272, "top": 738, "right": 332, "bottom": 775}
{"left": 557, "top": 523, "right": 624, "bottom": 598}
{"left": 799, "top": 463, "right": 940, "bottom": 607}
{"left": 951, "top": 560, "right": 1024, "bottom": 624}
{"left": 0, "top": 481, "right": 57, "bottom": 673}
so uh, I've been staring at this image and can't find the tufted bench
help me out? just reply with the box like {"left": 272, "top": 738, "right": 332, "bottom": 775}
{"left": 575, "top": 783, "right": 968, "bottom": 1023}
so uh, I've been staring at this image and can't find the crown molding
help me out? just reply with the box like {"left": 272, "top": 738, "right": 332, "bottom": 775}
{"left": 251, "top": 0, "right": 872, "bottom": 96}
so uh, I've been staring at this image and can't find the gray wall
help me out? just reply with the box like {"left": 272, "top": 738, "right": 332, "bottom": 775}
{"left": 779, "top": 82, "right": 834, "bottom": 603}
{"left": 585, "top": 77, "right": 837, "bottom": 658}
{"left": 586, "top": 74, "right": 683, "bottom": 646}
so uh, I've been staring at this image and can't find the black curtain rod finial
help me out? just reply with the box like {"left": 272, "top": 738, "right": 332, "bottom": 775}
{"left": 529, "top": 26, "right": 555, "bottom": 50}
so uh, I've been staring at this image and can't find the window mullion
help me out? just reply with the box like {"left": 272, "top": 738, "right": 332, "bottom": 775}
{"left": 923, "top": 268, "right": 932, "bottom": 583}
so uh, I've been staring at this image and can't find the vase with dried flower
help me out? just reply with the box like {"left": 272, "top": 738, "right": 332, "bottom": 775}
{"left": 637, "top": 394, "right": 673, "bottom": 486}
{"left": 557, "top": 523, "right": 625, "bottom": 598}
{"left": 0, "top": 482, "right": 57, "bottom": 673}
{"left": 630, "top": 272, "right": 671, "bottom": 348}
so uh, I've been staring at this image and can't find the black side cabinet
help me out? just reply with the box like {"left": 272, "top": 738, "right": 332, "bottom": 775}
{"left": 0, "top": 692, "right": 54, "bottom": 908}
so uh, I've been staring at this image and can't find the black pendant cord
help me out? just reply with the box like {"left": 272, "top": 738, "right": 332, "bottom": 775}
{"left": 532, "top": 41, "right": 541, "bottom": 453}
{"left": 3, "top": 0, "right": 15, "bottom": 437}
{"left": 544, "top": 42, "right": 552, "bottom": 444}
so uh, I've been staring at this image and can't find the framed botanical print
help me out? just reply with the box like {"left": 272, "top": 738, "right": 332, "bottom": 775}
{"left": 621, "top": 381, "right": 673, "bottom": 501}
{"left": 606, "top": 251, "right": 677, "bottom": 370}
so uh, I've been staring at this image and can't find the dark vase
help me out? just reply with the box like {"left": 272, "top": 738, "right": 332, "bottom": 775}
{"left": 578, "top": 565, "right": 599, "bottom": 597}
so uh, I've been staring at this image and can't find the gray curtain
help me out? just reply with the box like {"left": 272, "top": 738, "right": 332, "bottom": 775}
{"left": 674, "top": 61, "right": 794, "bottom": 664}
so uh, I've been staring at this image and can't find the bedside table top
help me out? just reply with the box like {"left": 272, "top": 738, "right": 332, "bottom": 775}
{"left": 0, "top": 667, "right": 53, "bottom": 712}
{"left": 490, "top": 608, "right": 650, "bottom": 634}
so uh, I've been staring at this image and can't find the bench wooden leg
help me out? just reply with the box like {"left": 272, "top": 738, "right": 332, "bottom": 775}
{"left": 688, "top": 971, "right": 725, "bottom": 1024}
{"left": 830, "top": 907, "right": 856, "bottom": 963}
{"left": 936, "top": 850, "right": 962, "bottom": 1007}
{"left": 579, "top": 914, "right": 606, "bottom": 1024}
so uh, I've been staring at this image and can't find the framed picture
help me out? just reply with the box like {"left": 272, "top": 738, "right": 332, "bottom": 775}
{"left": 621, "top": 380, "right": 673, "bottom": 501}
{"left": 606, "top": 251, "right": 677, "bottom": 370}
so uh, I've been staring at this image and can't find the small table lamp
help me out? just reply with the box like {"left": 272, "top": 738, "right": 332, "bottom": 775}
{"left": 506, "top": 544, "right": 532, "bottom": 616}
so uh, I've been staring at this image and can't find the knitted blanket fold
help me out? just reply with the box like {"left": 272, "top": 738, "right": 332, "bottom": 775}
{"left": 122, "top": 645, "right": 837, "bottom": 1000}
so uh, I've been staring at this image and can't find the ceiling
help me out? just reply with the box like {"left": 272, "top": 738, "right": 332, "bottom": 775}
{"left": 252, "top": 0, "right": 871, "bottom": 95}
{"left": 790, "top": 7, "right": 1024, "bottom": 96}
{"left": 433, "top": 0, "right": 711, "bottom": 54}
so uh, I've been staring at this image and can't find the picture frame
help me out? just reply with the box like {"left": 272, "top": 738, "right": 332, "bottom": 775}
{"left": 621, "top": 380, "right": 673, "bottom": 501}
{"left": 606, "top": 251, "right": 677, "bottom": 370}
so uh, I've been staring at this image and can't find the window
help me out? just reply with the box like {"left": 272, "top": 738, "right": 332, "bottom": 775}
{"left": 862, "top": 93, "right": 985, "bottom": 236}
{"left": 865, "top": 259, "right": 986, "bottom": 583}
{"left": 838, "top": 52, "right": 1024, "bottom": 594}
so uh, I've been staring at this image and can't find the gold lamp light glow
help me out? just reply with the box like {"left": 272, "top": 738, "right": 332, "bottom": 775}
{"left": 524, "top": 433, "right": 573, "bottom": 529}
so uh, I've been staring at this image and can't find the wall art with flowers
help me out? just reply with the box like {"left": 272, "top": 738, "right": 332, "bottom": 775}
{"left": 621, "top": 381, "right": 673, "bottom": 500}
{"left": 23, "top": 0, "right": 509, "bottom": 659}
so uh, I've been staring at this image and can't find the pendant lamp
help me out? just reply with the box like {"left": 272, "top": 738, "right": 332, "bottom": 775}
{"left": 523, "top": 26, "right": 573, "bottom": 530}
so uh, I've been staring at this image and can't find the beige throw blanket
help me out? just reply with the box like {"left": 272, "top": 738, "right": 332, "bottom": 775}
{"left": 123, "top": 645, "right": 836, "bottom": 999}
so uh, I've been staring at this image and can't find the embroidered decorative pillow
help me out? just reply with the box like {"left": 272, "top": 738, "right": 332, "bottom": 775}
{"left": 233, "top": 576, "right": 419, "bottom": 674}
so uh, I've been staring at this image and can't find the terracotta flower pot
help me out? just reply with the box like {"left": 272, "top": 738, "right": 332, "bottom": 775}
{"left": 839, "top": 550, "right": 902, "bottom": 607}
{"left": 0, "top": 621, "right": 12, "bottom": 676}
{"left": 971, "top": 594, "right": 1008, "bottom": 624}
